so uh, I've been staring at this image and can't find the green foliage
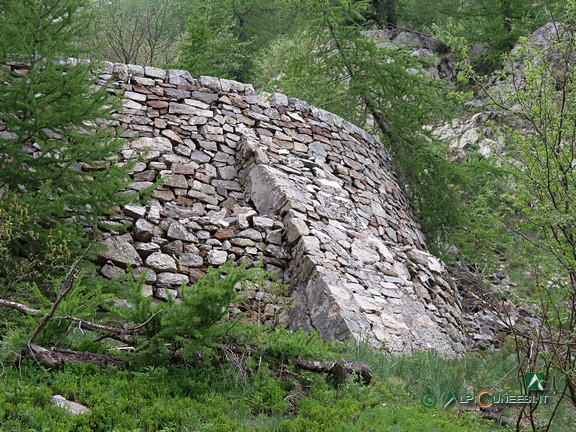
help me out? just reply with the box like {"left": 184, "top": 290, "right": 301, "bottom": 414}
{"left": 474, "top": 4, "right": 576, "bottom": 307}
{"left": 452, "top": 3, "right": 576, "bottom": 428}
{"left": 110, "top": 263, "right": 271, "bottom": 364}
{"left": 178, "top": 0, "right": 285, "bottom": 82}
{"left": 360, "top": 0, "right": 397, "bottom": 27}
{"left": 397, "top": 0, "right": 559, "bottom": 71}
{"left": 0, "top": 195, "right": 70, "bottom": 299}
{"left": 0, "top": 195, "right": 77, "bottom": 358}
{"left": 0, "top": 0, "right": 135, "bottom": 280}
{"left": 0, "top": 1, "right": 139, "bottom": 354}
{"left": 0, "top": 345, "right": 536, "bottom": 432}
{"left": 178, "top": 4, "right": 250, "bottom": 81}
{"left": 156, "top": 263, "right": 251, "bottom": 353}
{"left": 255, "top": 0, "right": 497, "bottom": 254}
{"left": 257, "top": 326, "right": 340, "bottom": 361}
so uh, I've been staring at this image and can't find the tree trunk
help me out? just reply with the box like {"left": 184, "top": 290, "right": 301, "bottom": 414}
{"left": 373, "top": 0, "right": 396, "bottom": 28}
{"left": 501, "top": 0, "right": 512, "bottom": 34}
{"left": 27, "top": 344, "right": 126, "bottom": 370}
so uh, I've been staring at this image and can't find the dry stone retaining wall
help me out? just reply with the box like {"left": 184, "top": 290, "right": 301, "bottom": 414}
{"left": 88, "top": 62, "right": 465, "bottom": 355}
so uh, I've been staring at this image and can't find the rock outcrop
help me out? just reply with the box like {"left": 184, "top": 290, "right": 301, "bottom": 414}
{"left": 437, "top": 22, "right": 571, "bottom": 162}
{"left": 363, "top": 27, "right": 455, "bottom": 81}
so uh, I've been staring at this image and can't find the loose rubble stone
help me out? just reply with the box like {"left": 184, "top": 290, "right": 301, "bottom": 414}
{"left": 156, "top": 272, "right": 190, "bottom": 286}
{"left": 124, "top": 205, "right": 147, "bottom": 219}
{"left": 131, "top": 136, "right": 173, "bottom": 154}
{"left": 133, "top": 267, "right": 157, "bottom": 284}
{"left": 180, "top": 253, "right": 204, "bottom": 267}
{"left": 50, "top": 395, "right": 90, "bottom": 415}
{"left": 167, "top": 221, "right": 196, "bottom": 242}
{"left": 208, "top": 250, "right": 228, "bottom": 265}
{"left": 156, "top": 287, "right": 178, "bottom": 300}
{"left": 144, "top": 66, "right": 166, "bottom": 79}
{"left": 162, "top": 240, "right": 183, "bottom": 256}
{"left": 167, "top": 69, "right": 194, "bottom": 86}
{"left": 136, "top": 242, "right": 160, "bottom": 256}
{"left": 100, "top": 263, "right": 126, "bottom": 279}
{"left": 134, "top": 218, "right": 161, "bottom": 242}
{"left": 237, "top": 228, "right": 263, "bottom": 242}
{"left": 286, "top": 218, "right": 309, "bottom": 244}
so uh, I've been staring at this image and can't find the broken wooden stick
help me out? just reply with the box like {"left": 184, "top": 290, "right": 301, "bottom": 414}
{"left": 294, "top": 356, "right": 372, "bottom": 385}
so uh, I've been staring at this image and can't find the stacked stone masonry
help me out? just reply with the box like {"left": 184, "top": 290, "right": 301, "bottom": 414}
{"left": 78, "top": 62, "right": 464, "bottom": 355}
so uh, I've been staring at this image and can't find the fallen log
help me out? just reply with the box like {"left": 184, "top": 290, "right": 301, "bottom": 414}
{"left": 294, "top": 356, "right": 372, "bottom": 386}
{"left": 27, "top": 343, "right": 125, "bottom": 369}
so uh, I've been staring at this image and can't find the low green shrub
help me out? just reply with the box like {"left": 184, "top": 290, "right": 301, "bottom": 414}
{"left": 0, "top": 336, "right": 530, "bottom": 432}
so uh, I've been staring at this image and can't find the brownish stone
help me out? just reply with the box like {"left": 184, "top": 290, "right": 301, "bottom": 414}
{"left": 132, "top": 85, "right": 152, "bottom": 94}
{"left": 189, "top": 268, "right": 206, "bottom": 283}
{"left": 176, "top": 195, "right": 195, "bottom": 206}
{"left": 177, "top": 84, "right": 197, "bottom": 91}
{"left": 155, "top": 118, "right": 167, "bottom": 129}
{"left": 133, "top": 170, "right": 156, "bottom": 182}
{"left": 162, "top": 129, "right": 183, "bottom": 143}
{"left": 172, "top": 163, "right": 196, "bottom": 175}
{"left": 314, "top": 134, "right": 331, "bottom": 144}
{"left": 214, "top": 228, "right": 234, "bottom": 240}
{"left": 147, "top": 100, "right": 169, "bottom": 109}
{"left": 153, "top": 189, "right": 175, "bottom": 201}
{"left": 229, "top": 95, "right": 249, "bottom": 108}
{"left": 349, "top": 170, "right": 365, "bottom": 180}
{"left": 274, "top": 138, "right": 293, "bottom": 149}
{"left": 149, "top": 87, "right": 164, "bottom": 96}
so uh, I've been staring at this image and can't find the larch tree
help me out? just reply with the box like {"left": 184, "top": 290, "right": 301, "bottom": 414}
{"left": 0, "top": 0, "right": 134, "bottom": 294}
{"left": 87, "top": 0, "right": 186, "bottom": 67}
{"left": 255, "top": 0, "right": 495, "bottom": 252}
{"left": 178, "top": 0, "right": 285, "bottom": 82}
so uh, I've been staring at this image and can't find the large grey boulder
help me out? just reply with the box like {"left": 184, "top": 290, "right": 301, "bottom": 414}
{"left": 145, "top": 252, "right": 177, "bottom": 272}
{"left": 98, "top": 236, "right": 142, "bottom": 268}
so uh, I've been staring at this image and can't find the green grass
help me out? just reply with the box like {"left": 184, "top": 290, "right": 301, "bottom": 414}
{"left": 1, "top": 330, "right": 574, "bottom": 431}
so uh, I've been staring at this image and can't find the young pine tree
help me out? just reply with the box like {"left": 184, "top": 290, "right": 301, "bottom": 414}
{"left": 0, "top": 1, "right": 133, "bottom": 288}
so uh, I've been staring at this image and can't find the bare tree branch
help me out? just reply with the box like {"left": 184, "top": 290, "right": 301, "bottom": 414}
{"left": 28, "top": 242, "right": 94, "bottom": 346}
{"left": 0, "top": 298, "right": 162, "bottom": 339}
{"left": 294, "top": 356, "right": 372, "bottom": 385}
{"left": 0, "top": 299, "right": 41, "bottom": 315}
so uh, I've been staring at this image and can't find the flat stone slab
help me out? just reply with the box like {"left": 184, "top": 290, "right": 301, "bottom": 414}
{"left": 49, "top": 395, "right": 90, "bottom": 415}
